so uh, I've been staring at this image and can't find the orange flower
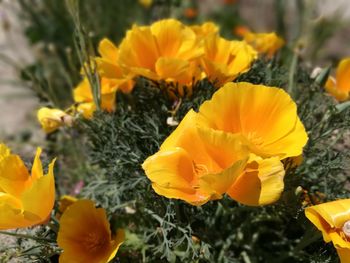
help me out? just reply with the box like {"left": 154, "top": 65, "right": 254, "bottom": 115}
{"left": 73, "top": 78, "right": 118, "bottom": 119}
{"left": 236, "top": 28, "right": 284, "bottom": 58}
{"left": 184, "top": 8, "right": 198, "bottom": 19}
{"left": 201, "top": 33, "right": 257, "bottom": 86}
{"left": 57, "top": 199, "right": 125, "bottom": 263}
{"left": 325, "top": 58, "right": 350, "bottom": 101}
{"left": 233, "top": 25, "right": 250, "bottom": 37}
{"left": 196, "top": 82, "right": 308, "bottom": 159}
{"left": 143, "top": 82, "right": 307, "bottom": 206}
{"left": 37, "top": 107, "right": 73, "bottom": 133}
{"left": 142, "top": 110, "right": 249, "bottom": 205}
{"left": 194, "top": 82, "right": 307, "bottom": 205}
{"left": 118, "top": 19, "right": 203, "bottom": 92}
{"left": 95, "top": 38, "right": 135, "bottom": 93}
{"left": 305, "top": 199, "right": 350, "bottom": 263}
{"left": 190, "top": 22, "right": 219, "bottom": 39}
{"left": 0, "top": 144, "right": 55, "bottom": 229}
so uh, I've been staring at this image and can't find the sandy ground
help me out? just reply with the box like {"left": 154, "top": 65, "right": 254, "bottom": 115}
{"left": 0, "top": 1, "right": 42, "bottom": 151}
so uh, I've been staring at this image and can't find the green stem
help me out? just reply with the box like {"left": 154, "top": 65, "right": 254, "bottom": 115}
{"left": 0, "top": 230, "right": 56, "bottom": 243}
{"left": 287, "top": 51, "right": 298, "bottom": 96}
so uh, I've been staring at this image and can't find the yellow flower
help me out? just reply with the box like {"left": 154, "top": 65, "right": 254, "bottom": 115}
{"left": 0, "top": 144, "right": 55, "bottom": 230}
{"left": 73, "top": 78, "right": 118, "bottom": 119}
{"left": 143, "top": 82, "right": 307, "bottom": 206}
{"left": 201, "top": 33, "right": 257, "bottom": 86}
{"left": 236, "top": 28, "right": 284, "bottom": 58}
{"left": 118, "top": 19, "right": 203, "bottom": 91}
{"left": 305, "top": 199, "right": 350, "bottom": 263}
{"left": 57, "top": 199, "right": 125, "bottom": 263}
{"left": 95, "top": 38, "right": 135, "bottom": 93}
{"left": 37, "top": 107, "right": 73, "bottom": 133}
{"left": 142, "top": 110, "right": 249, "bottom": 206}
{"left": 57, "top": 195, "right": 77, "bottom": 219}
{"left": 196, "top": 82, "right": 308, "bottom": 159}
{"left": 190, "top": 22, "right": 219, "bottom": 38}
{"left": 195, "top": 82, "right": 306, "bottom": 205}
{"left": 325, "top": 58, "right": 350, "bottom": 101}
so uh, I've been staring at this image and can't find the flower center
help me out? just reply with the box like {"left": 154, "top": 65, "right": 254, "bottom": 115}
{"left": 194, "top": 163, "right": 209, "bottom": 177}
{"left": 246, "top": 132, "right": 264, "bottom": 147}
{"left": 83, "top": 232, "right": 108, "bottom": 252}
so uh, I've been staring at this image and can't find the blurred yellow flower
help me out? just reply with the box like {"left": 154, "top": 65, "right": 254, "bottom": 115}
{"left": 325, "top": 58, "right": 350, "bottom": 101}
{"left": 236, "top": 27, "right": 284, "bottom": 58}
{"left": 142, "top": 110, "right": 249, "bottom": 205}
{"left": 73, "top": 78, "right": 118, "bottom": 119}
{"left": 201, "top": 34, "right": 257, "bottom": 86}
{"left": 305, "top": 199, "right": 350, "bottom": 263}
{"left": 0, "top": 144, "right": 55, "bottom": 230}
{"left": 57, "top": 199, "right": 125, "bottom": 263}
{"left": 190, "top": 22, "right": 219, "bottom": 38}
{"left": 95, "top": 38, "right": 135, "bottom": 93}
{"left": 37, "top": 107, "right": 73, "bottom": 133}
{"left": 138, "top": 0, "right": 152, "bottom": 8}
{"left": 118, "top": 19, "right": 203, "bottom": 92}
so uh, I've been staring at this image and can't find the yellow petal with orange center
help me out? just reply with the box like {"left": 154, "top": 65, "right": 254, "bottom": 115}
{"left": 58, "top": 200, "right": 124, "bottom": 263}
{"left": 143, "top": 109, "right": 249, "bottom": 205}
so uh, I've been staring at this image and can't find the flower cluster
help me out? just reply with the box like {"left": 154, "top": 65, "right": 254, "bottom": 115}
{"left": 234, "top": 26, "right": 285, "bottom": 58}
{"left": 3, "top": 12, "right": 349, "bottom": 262}
{"left": 37, "top": 19, "right": 259, "bottom": 133}
{"left": 143, "top": 82, "right": 308, "bottom": 206}
{"left": 0, "top": 143, "right": 125, "bottom": 262}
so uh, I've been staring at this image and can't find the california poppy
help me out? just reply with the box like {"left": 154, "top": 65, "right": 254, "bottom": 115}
{"left": 0, "top": 144, "right": 55, "bottom": 229}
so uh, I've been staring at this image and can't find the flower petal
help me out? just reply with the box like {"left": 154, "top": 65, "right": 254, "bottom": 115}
{"left": 336, "top": 58, "right": 350, "bottom": 94}
{"left": 305, "top": 199, "right": 350, "bottom": 247}
{"left": 21, "top": 158, "right": 56, "bottom": 224}
{"left": 227, "top": 155, "right": 285, "bottom": 206}
{"left": 98, "top": 38, "right": 119, "bottom": 62}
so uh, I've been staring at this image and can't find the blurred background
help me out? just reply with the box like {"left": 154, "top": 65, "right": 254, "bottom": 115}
{"left": 0, "top": 0, "right": 349, "bottom": 150}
